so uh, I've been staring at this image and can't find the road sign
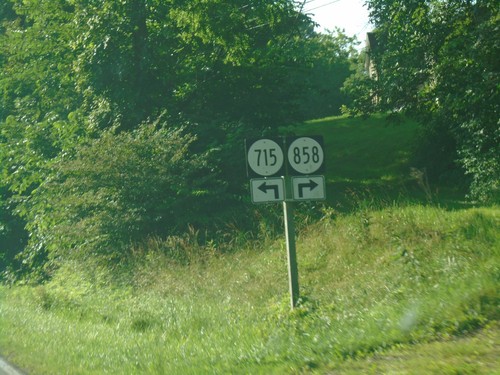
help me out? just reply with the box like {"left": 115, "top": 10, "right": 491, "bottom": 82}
{"left": 244, "top": 136, "right": 327, "bottom": 310}
{"left": 250, "top": 178, "right": 285, "bottom": 203}
{"left": 287, "top": 136, "right": 324, "bottom": 175}
{"left": 246, "top": 138, "right": 284, "bottom": 177}
{"left": 291, "top": 176, "right": 326, "bottom": 201}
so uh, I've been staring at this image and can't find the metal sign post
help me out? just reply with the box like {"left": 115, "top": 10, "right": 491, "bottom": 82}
{"left": 245, "top": 136, "right": 325, "bottom": 310}
{"left": 283, "top": 198, "right": 299, "bottom": 308}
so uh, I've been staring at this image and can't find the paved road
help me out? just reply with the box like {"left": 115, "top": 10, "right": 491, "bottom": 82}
{"left": 0, "top": 356, "right": 24, "bottom": 375}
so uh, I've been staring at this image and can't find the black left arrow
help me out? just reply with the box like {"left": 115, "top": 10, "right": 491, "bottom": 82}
{"left": 298, "top": 179, "right": 319, "bottom": 198}
{"left": 258, "top": 181, "right": 279, "bottom": 199}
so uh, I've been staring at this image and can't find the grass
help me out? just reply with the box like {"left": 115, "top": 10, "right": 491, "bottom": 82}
{"left": 288, "top": 114, "right": 468, "bottom": 209}
{"left": 1, "top": 204, "right": 498, "bottom": 374}
{"left": 285, "top": 114, "right": 422, "bottom": 209}
{"left": 0, "top": 114, "right": 498, "bottom": 374}
{"left": 329, "top": 322, "right": 500, "bottom": 374}
{"left": 302, "top": 114, "right": 418, "bottom": 182}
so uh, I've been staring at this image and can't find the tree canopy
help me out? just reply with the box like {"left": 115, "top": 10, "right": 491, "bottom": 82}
{"left": 0, "top": 0, "right": 358, "bottom": 275}
{"left": 345, "top": 0, "right": 499, "bottom": 201}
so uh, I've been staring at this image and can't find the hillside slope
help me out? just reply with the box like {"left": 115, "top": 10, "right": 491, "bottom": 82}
{"left": 0, "top": 115, "right": 498, "bottom": 374}
{"left": 289, "top": 114, "right": 420, "bottom": 209}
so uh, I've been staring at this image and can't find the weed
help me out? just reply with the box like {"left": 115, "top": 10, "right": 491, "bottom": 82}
{"left": 410, "top": 167, "right": 434, "bottom": 202}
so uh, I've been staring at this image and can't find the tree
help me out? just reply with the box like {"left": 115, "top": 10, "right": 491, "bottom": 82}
{"left": 0, "top": 0, "right": 359, "bottom": 273}
{"left": 298, "top": 29, "right": 358, "bottom": 120}
{"left": 0, "top": 0, "right": 87, "bottom": 195}
{"left": 166, "top": 0, "right": 317, "bottom": 126}
{"left": 347, "top": 0, "right": 499, "bottom": 201}
{"left": 0, "top": 186, "right": 28, "bottom": 279}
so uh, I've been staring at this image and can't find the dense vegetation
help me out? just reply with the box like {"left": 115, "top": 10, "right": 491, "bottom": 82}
{"left": 0, "top": 0, "right": 357, "bottom": 275}
{"left": 0, "top": 116, "right": 498, "bottom": 374}
{"left": 1, "top": 0, "right": 498, "bottom": 276}
{"left": 345, "top": 0, "right": 499, "bottom": 201}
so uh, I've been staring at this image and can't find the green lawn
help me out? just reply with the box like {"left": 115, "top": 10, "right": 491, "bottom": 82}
{"left": 301, "top": 115, "right": 418, "bottom": 182}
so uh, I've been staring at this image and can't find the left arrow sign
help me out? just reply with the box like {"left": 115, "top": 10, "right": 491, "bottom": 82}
{"left": 258, "top": 181, "right": 280, "bottom": 199}
{"left": 250, "top": 178, "right": 285, "bottom": 203}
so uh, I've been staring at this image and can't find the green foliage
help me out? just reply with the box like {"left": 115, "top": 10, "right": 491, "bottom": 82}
{"left": 342, "top": 51, "right": 379, "bottom": 117}
{"left": 0, "top": 0, "right": 358, "bottom": 136}
{"left": 347, "top": 0, "right": 499, "bottom": 202}
{"left": 0, "top": 0, "right": 358, "bottom": 275}
{"left": 70, "top": 0, "right": 171, "bottom": 130}
{"left": 411, "top": 120, "right": 465, "bottom": 187}
{"left": 24, "top": 121, "right": 219, "bottom": 264}
{"left": 298, "top": 29, "right": 358, "bottom": 120}
{"left": 0, "top": 0, "right": 82, "bottom": 126}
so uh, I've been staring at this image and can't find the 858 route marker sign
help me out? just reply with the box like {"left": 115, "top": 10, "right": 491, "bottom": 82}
{"left": 287, "top": 136, "right": 325, "bottom": 175}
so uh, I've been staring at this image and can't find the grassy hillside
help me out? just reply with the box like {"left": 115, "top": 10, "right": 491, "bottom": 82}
{"left": 289, "top": 114, "right": 420, "bottom": 209}
{"left": 0, "top": 115, "right": 498, "bottom": 374}
{"left": 290, "top": 114, "right": 466, "bottom": 209}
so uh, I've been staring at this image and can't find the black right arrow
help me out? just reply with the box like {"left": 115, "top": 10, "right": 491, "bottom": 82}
{"left": 298, "top": 179, "right": 319, "bottom": 198}
{"left": 258, "top": 181, "right": 279, "bottom": 199}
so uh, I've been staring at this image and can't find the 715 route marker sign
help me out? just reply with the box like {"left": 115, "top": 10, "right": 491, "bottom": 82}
{"left": 246, "top": 138, "right": 284, "bottom": 177}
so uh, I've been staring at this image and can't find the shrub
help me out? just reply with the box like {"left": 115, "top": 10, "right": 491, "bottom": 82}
{"left": 24, "top": 120, "right": 218, "bottom": 264}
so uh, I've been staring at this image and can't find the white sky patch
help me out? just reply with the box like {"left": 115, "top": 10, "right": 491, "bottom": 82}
{"left": 302, "top": 0, "right": 372, "bottom": 44}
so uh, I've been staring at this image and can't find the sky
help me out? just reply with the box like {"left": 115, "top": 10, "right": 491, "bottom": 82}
{"left": 303, "top": 0, "right": 372, "bottom": 44}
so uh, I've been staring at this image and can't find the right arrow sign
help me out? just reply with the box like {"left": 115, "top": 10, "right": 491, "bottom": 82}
{"left": 291, "top": 176, "right": 326, "bottom": 201}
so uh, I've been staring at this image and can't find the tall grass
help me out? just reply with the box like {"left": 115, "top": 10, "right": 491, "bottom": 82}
{"left": 1, "top": 204, "right": 498, "bottom": 374}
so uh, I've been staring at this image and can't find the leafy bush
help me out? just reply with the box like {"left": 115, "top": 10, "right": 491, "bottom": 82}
{"left": 24, "top": 120, "right": 219, "bottom": 264}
